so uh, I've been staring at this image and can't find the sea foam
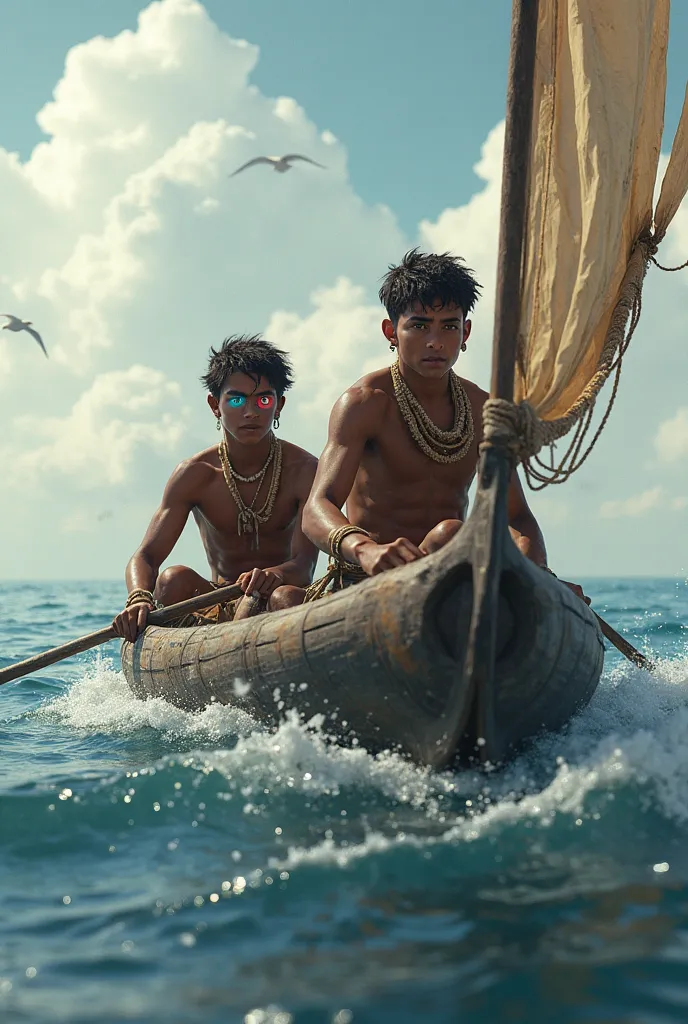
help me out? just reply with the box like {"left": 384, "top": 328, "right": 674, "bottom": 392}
{"left": 39, "top": 652, "right": 688, "bottom": 870}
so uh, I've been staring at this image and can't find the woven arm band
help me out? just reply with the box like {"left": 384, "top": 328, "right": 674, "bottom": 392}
{"left": 125, "top": 588, "right": 155, "bottom": 608}
{"left": 327, "top": 525, "right": 372, "bottom": 561}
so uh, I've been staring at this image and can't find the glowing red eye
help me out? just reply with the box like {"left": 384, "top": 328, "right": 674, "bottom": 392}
{"left": 258, "top": 395, "right": 275, "bottom": 409}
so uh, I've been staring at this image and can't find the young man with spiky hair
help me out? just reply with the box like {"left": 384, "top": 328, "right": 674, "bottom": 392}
{"left": 112, "top": 335, "right": 318, "bottom": 642}
{"left": 272, "top": 249, "right": 584, "bottom": 607}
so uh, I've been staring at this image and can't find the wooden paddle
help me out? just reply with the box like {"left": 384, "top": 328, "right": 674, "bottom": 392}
{"left": 593, "top": 611, "right": 655, "bottom": 673}
{"left": 0, "top": 583, "right": 654, "bottom": 688}
{"left": 0, "top": 583, "right": 243, "bottom": 687}
{"left": 550, "top": 571, "right": 654, "bottom": 672}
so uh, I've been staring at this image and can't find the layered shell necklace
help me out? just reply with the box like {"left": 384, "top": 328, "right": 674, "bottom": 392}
{"left": 218, "top": 434, "right": 282, "bottom": 549}
{"left": 390, "top": 360, "right": 474, "bottom": 464}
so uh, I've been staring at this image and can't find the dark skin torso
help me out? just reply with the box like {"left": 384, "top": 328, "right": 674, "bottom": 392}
{"left": 302, "top": 298, "right": 587, "bottom": 599}
{"left": 134, "top": 438, "right": 316, "bottom": 584}
{"left": 303, "top": 361, "right": 548, "bottom": 577}
{"left": 189, "top": 442, "right": 308, "bottom": 580}
{"left": 346, "top": 368, "right": 485, "bottom": 545}
{"left": 112, "top": 368, "right": 319, "bottom": 641}
{"left": 305, "top": 366, "right": 541, "bottom": 549}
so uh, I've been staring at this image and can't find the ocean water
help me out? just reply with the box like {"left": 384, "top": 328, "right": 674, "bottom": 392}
{"left": 0, "top": 578, "right": 687, "bottom": 1024}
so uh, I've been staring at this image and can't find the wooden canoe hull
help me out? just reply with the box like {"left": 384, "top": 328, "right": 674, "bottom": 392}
{"left": 121, "top": 520, "right": 604, "bottom": 768}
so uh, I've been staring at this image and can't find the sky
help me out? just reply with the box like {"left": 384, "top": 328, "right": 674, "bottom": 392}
{"left": 0, "top": 0, "right": 686, "bottom": 581}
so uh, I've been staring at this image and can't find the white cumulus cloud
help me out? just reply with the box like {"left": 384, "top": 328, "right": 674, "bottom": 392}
{"left": 0, "top": 0, "right": 405, "bottom": 384}
{"left": 267, "top": 277, "right": 388, "bottom": 435}
{"left": 0, "top": 0, "right": 686, "bottom": 579}
{"left": 419, "top": 121, "right": 504, "bottom": 390}
{"left": 2, "top": 366, "right": 188, "bottom": 489}
{"left": 655, "top": 407, "right": 688, "bottom": 462}
{"left": 599, "top": 487, "right": 663, "bottom": 519}
{"left": 0, "top": 0, "right": 409, "bottom": 578}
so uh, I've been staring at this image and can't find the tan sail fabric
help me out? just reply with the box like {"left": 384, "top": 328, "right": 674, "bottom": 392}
{"left": 487, "top": 0, "right": 688, "bottom": 483}
{"left": 655, "top": 83, "right": 688, "bottom": 242}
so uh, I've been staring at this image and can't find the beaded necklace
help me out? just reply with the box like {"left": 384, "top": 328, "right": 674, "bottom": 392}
{"left": 228, "top": 441, "right": 275, "bottom": 483}
{"left": 218, "top": 435, "right": 282, "bottom": 549}
{"left": 390, "top": 361, "right": 474, "bottom": 464}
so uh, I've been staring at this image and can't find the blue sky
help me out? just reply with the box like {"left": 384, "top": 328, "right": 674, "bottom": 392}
{"left": 2, "top": 0, "right": 514, "bottom": 237}
{"left": 6, "top": 0, "right": 685, "bottom": 235}
{"left": 0, "top": 0, "right": 686, "bottom": 580}
{"left": 2, "top": 0, "right": 509, "bottom": 233}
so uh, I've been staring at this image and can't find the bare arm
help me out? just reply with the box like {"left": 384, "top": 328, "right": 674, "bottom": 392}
{"left": 113, "top": 462, "right": 204, "bottom": 639}
{"left": 507, "top": 468, "right": 547, "bottom": 567}
{"left": 303, "top": 387, "right": 423, "bottom": 575}
{"left": 125, "top": 463, "right": 201, "bottom": 589}
{"left": 302, "top": 387, "right": 379, "bottom": 549}
{"left": 506, "top": 465, "right": 589, "bottom": 603}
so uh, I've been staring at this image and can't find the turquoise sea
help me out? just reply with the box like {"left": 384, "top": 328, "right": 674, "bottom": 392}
{"left": 0, "top": 578, "right": 686, "bottom": 1023}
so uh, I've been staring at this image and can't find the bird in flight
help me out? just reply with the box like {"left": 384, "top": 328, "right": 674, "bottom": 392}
{"left": 230, "top": 153, "right": 326, "bottom": 177}
{"left": 1, "top": 314, "right": 48, "bottom": 358}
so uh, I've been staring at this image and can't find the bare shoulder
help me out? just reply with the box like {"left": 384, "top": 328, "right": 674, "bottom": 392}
{"left": 457, "top": 376, "right": 489, "bottom": 442}
{"left": 163, "top": 446, "right": 218, "bottom": 497}
{"left": 279, "top": 439, "right": 318, "bottom": 475}
{"left": 458, "top": 376, "right": 489, "bottom": 406}
{"left": 334, "top": 367, "right": 393, "bottom": 424}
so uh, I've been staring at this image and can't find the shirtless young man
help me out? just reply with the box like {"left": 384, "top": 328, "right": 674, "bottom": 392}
{"left": 276, "top": 249, "right": 584, "bottom": 603}
{"left": 112, "top": 335, "right": 318, "bottom": 642}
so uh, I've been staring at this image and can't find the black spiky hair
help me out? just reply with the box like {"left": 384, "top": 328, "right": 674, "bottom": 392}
{"left": 201, "top": 334, "right": 294, "bottom": 399}
{"left": 378, "top": 247, "right": 482, "bottom": 324}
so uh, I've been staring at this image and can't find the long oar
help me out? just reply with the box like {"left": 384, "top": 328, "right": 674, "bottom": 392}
{"left": 0, "top": 583, "right": 244, "bottom": 687}
{"left": 0, "top": 585, "right": 656, "bottom": 687}
{"left": 593, "top": 611, "right": 655, "bottom": 673}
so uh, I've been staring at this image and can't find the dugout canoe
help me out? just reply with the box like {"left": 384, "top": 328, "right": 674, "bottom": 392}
{"left": 121, "top": 446, "right": 604, "bottom": 769}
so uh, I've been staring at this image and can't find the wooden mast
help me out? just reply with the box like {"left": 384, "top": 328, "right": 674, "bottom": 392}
{"left": 462, "top": 0, "right": 540, "bottom": 764}
{"left": 491, "top": 0, "right": 540, "bottom": 402}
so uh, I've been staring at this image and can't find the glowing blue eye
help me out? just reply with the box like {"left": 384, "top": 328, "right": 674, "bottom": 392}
{"left": 227, "top": 395, "right": 246, "bottom": 408}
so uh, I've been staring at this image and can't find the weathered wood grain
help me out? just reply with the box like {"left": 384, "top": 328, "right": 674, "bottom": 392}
{"left": 121, "top": 504, "right": 603, "bottom": 768}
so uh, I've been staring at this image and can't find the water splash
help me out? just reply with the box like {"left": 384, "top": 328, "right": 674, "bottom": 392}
{"left": 40, "top": 656, "right": 257, "bottom": 740}
{"left": 39, "top": 653, "right": 688, "bottom": 866}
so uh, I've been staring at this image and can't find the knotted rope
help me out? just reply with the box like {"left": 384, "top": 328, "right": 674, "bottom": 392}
{"left": 482, "top": 234, "right": 686, "bottom": 488}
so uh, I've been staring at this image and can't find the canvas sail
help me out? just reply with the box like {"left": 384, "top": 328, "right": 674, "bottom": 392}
{"left": 497, "top": 0, "right": 688, "bottom": 485}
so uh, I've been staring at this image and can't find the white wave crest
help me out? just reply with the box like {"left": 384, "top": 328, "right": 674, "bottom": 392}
{"left": 38, "top": 651, "right": 688, "bottom": 866}
{"left": 39, "top": 655, "right": 257, "bottom": 739}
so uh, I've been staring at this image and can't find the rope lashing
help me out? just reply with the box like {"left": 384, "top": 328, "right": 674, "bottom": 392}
{"left": 482, "top": 231, "right": 687, "bottom": 486}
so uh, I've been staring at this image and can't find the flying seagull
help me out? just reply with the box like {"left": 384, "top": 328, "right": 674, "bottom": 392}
{"left": 230, "top": 153, "right": 326, "bottom": 177}
{"left": 1, "top": 314, "right": 48, "bottom": 358}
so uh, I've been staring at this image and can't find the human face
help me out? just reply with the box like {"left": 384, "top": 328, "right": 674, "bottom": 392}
{"left": 383, "top": 300, "right": 472, "bottom": 378}
{"left": 208, "top": 372, "right": 284, "bottom": 444}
